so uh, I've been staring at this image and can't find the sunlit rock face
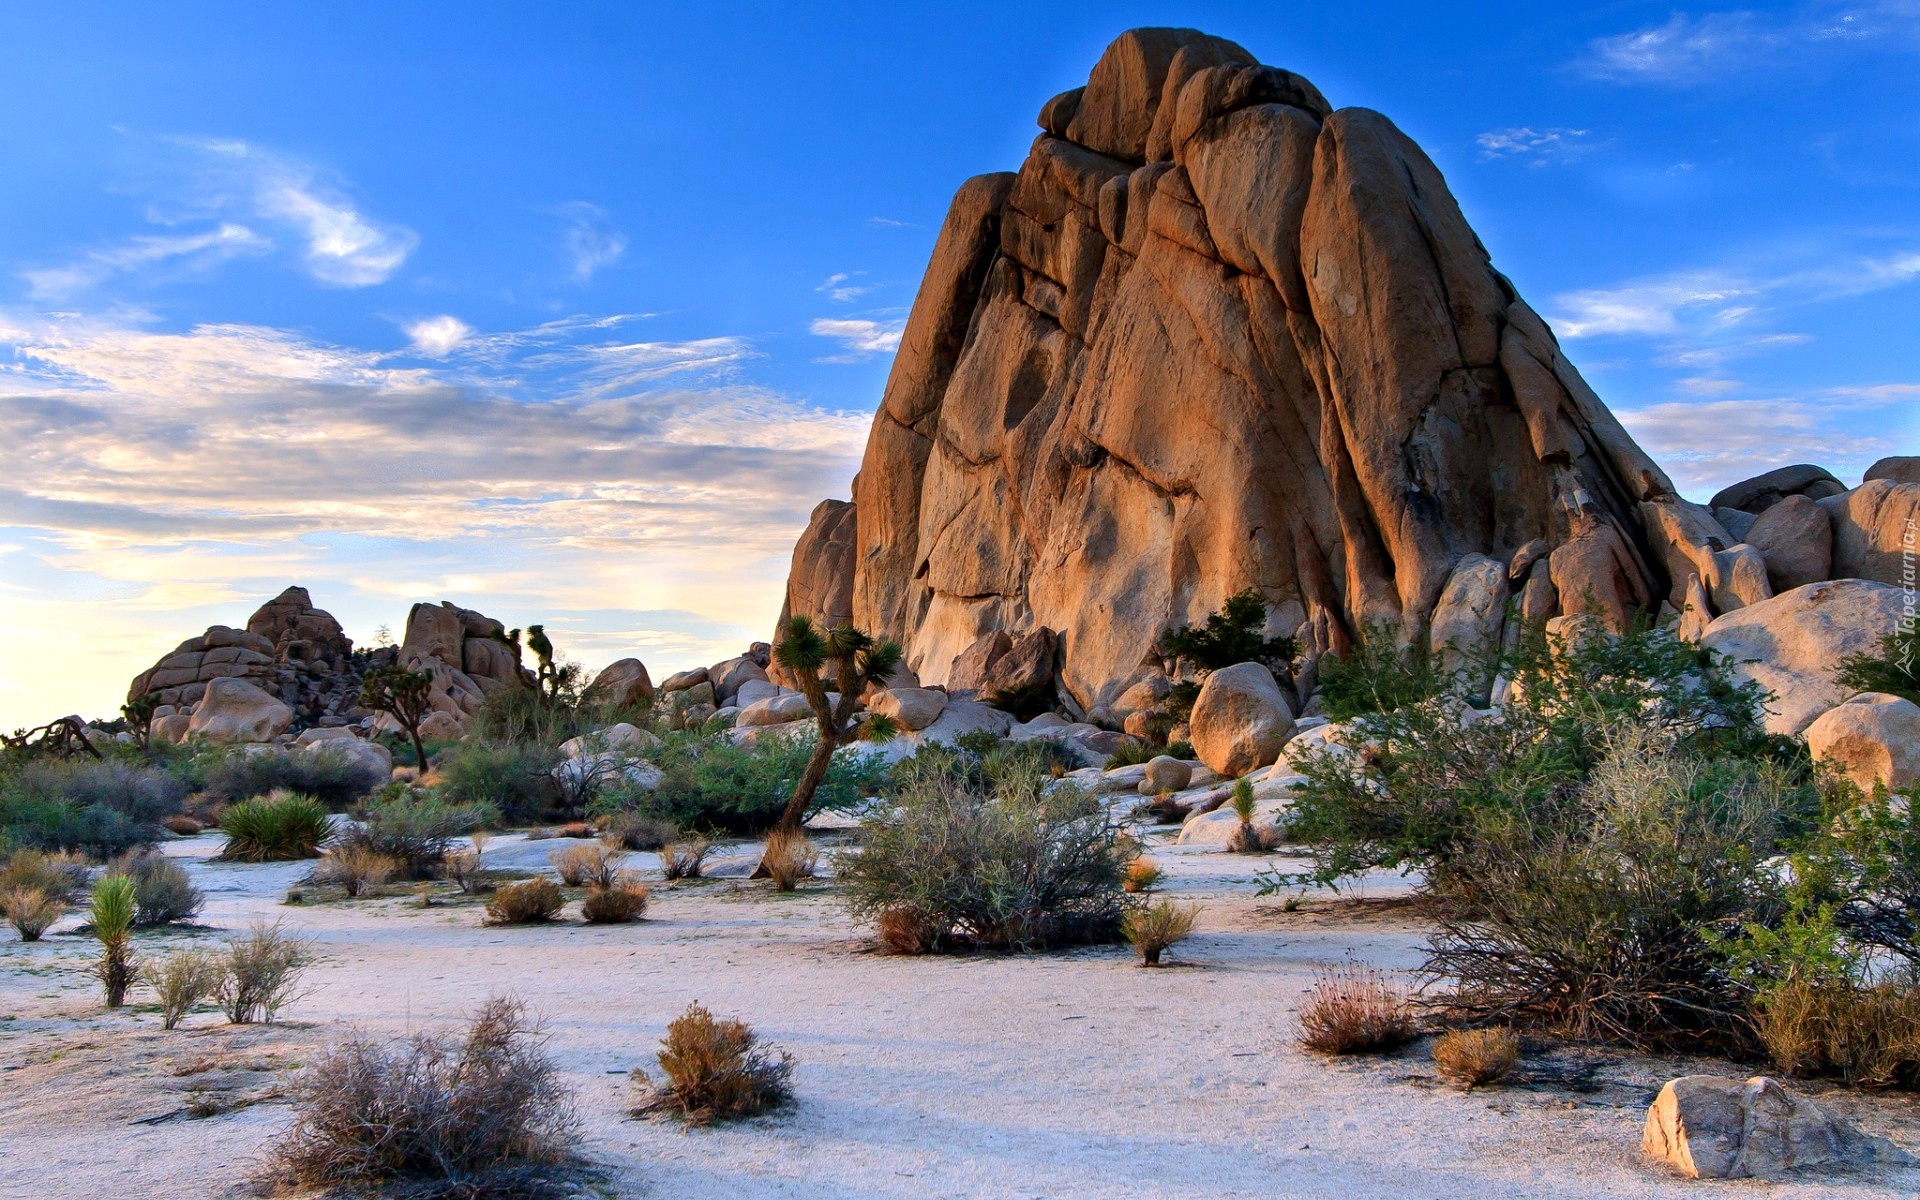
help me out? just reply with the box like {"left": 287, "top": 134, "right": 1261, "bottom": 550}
{"left": 781, "top": 27, "right": 1713, "bottom": 714}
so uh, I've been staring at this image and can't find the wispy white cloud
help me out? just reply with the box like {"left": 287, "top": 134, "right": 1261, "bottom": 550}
{"left": 188, "top": 138, "right": 417, "bottom": 286}
{"left": 1583, "top": 3, "right": 1920, "bottom": 81}
{"left": 22, "top": 223, "right": 271, "bottom": 300}
{"left": 1618, "top": 384, "right": 1920, "bottom": 495}
{"left": 1552, "top": 249, "right": 1920, "bottom": 339}
{"left": 1475, "top": 126, "right": 1592, "bottom": 165}
{"left": 404, "top": 314, "right": 474, "bottom": 357}
{"left": 815, "top": 271, "right": 870, "bottom": 302}
{"left": 553, "top": 201, "right": 628, "bottom": 282}
{"left": 867, "top": 216, "right": 914, "bottom": 227}
{"left": 808, "top": 316, "right": 904, "bottom": 360}
{"left": 0, "top": 309, "right": 868, "bottom": 726}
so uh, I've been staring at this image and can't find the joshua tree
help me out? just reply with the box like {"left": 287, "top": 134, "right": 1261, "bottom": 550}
{"left": 526, "top": 624, "right": 556, "bottom": 697}
{"left": 768, "top": 616, "right": 903, "bottom": 836}
{"left": 121, "top": 694, "right": 160, "bottom": 750}
{"left": 359, "top": 663, "right": 435, "bottom": 772}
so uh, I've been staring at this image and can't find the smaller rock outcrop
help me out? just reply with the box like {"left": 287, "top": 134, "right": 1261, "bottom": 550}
{"left": 1709, "top": 464, "right": 1847, "bottom": 515}
{"left": 1643, "top": 1074, "right": 1911, "bottom": 1180}
{"left": 1865, "top": 456, "right": 1920, "bottom": 486}
{"left": 1805, "top": 693, "right": 1920, "bottom": 794}
{"left": 581, "top": 658, "right": 654, "bottom": 711}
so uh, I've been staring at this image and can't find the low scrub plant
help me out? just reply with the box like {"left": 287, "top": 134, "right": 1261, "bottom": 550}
{"left": 839, "top": 757, "right": 1129, "bottom": 953}
{"left": 1297, "top": 965, "right": 1418, "bottom": 1055}
{"left": 580, "top": 882, "right": 649, "bottom": 924}
{"left": 1122, "top": 857, "right": 1163, "bottom": 894}
{"left": 218, "top": 920, "right": 311, "bottom": 1024}
{"left": 435, "top": 741, "right": 561, "bottom": 823}
{"left": 1432, "top": 1028, "right": 1520, "bottom": 1087}
{"left": 0, "top": 759, "right": 181, "bottom": 857}
{"left": 660, "top": 838, "right": 711, "bottom": 881}
{"left": 1315, "top": 626, "right": 1448, "bottom": 721}
{"left": 88, "top": 874, "right": 139, "bottom": 1007}
{"left": 335, "top": 788, "right": 495, "bottom": 879}
{"left": 632, "top": 1002, "right": 794, "bottom": 1126}
{"left": 107, "top": 850, "right": 203, "bottom": 926}
{"left": 219, "top": 791, "right": 331, "bottom": 861}
{"left": 598, "top": 811, "right": 676, "bottom": 851}
{"left": 0, "top": 848, "right": 88, "bottom": 899}
{"left": 1427, "top": 730, "right": 1797, "bottom": 1049}
{"left": 270, "top": 996, "right": 578, "bottom": 1197}
{"left": 635, "top": 727, "right": 890, "bottom": 835}
{"left": 1750, "top": 977, "right": 1920, "bottom": 1088}
{"left": 486, "top": 878, "right": 565, "bottom": 925}
{"left": 142, "top": 947, "right": 227, "bottom": 1030}
{"left": 1835, "top": 625, "right": 1920, "bottom": 708}
{"left": 873, "top": 906, "right": 938, "bottom": 955}
{"left": 1124, "top": 899, "right": 1198, "bottom": 967}
{"left": 550, "top": 844, "right": 623, "bottom": 889}
{"left": 1, "top": 886, "right": 64, "bottom": 941}
{"left": 760, "top": 829, "right": 817, "bottom": 892}
{"left": 200, "top": 748, "right": 382, "bottom": 809}
{"left": 318, "top": 845, "right": 400, "bottom": 898}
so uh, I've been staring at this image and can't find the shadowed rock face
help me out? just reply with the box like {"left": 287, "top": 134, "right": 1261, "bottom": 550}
{"left": 779, "top": 27, "right": 1701, "bottom": 714}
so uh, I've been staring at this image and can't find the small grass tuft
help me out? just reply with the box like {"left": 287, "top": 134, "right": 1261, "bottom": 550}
{"left": 1297, "top": 965, "right": 1418, "bottom": 1055}
{"left": 580, "top": 881, "right": 649, "bottom": 924}
{"left": 1123, "top": 898, "right": 1198, "bottom": 967}
{"left": 660, "top": 839, "right": 712, "bottom": 882}
{"left": 1432, "top": 1028, "right": 1520, "bottom": 1087}
{"left": 761, "top": 829, "right": 817, "bottom": 892}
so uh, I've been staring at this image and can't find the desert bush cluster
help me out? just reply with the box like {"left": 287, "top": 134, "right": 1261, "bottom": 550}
{"left": 1284, "top": 615, "right": 1920, "bottom": 1083}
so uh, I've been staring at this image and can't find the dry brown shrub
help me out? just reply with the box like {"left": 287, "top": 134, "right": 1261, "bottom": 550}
{"left": 761, "top": 829, "right": 817, "bottom": 892}
{"left": 440, "top": 848, "right": 490, "bottom": 894}
{"left": 600, "top": 813, "right": 676, "bottom": 852}
{"left": 1297, "top": 965, "right": 1419, "bottom": 1054}
{"left": 318, "top": 845, "right": 399, "bottom": 898}
{"left": 485, "top": 878, "right": 565, "bottom": 925}
{"left": 631, "top": 1002, "right": 793, "bottom": 1126}
{"left": 580, "top": 880, "right": 649, "bottom": 924}
{"left": 874, "top": 906, "right": 938, "bottom": 955}
{"left": 219, "top": 920, "right": 312, "bottom": 1024}
{"left": 1, "top": 886, "right": 65, "bottom": 941}
{"left": 0, "top": 849, "right": 89, "bottom": 900}
{"left": 270, "top": 996, "right": 578, "bottom": 1197}
{"left": 1122, "top": 858, "right": 1163, "bottom": 894}
{"left": 1123, "top": 898, "right": 1198, "bottom": 967}
{"left": 142, "top": 947, "right": 227, "bottom": 1029}
{"left": 164, "top": 814, "right": 204, "bottom": 836}
{"left": 1432, "top": 1028, "right": 1520, "bottom": 1087}
{"left": 1754, "top": 979, "right": 1920, "bottom": 1088}
{"left": 660, "top": 839, "right": 711, "bottom": 882}
{"left": 550, "top": 843, "right": 625, "bottom": 889}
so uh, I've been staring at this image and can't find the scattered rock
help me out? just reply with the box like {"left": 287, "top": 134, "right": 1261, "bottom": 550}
{"left": 1140, "top": 755, "right": 1192, "bottom": 794}
{"left": 1865, "top": 456, "right": 1920, "bottom": 486}
{"left": 867, "top": 686, "right": 949, "bottom": 731}
{"left": 946, "top": 630, "right": 1013, "bottom": 698}
{"left": 582, "top": 658, "right": 653, "bottom": 711}
{"left": 660, "top": 668, "right": 709, "bottom": 692}
{"left": 1188, "top": 663, "right": 1295, "bottom": 777}
{"left": 186, "top": 678, "right": 293, "bottom": 745}
{"left": 1699, "top": 580, "right": 1907, "bottom": 735}
{"left": 1643, "top": 1074, "right": 1911, "bottom": 1180}
{"left": 1428, "top": 554, "right": 1508, "bottom": 679}
{"left": 1710, "top": 464, "right": 1846, "bottom": 515}
{"left": 1822, "top": 479, "right": 1920, "bottom": 586}
{"left": 1804, "top": 693, "right": 1920, "bottom": 794}
{"left": 737, "top": 693, "right": 816, "bottom": 728}
{"left": 1745, "top": 495, "right": 1833, "bottom": 593}
{"left": 984, "top": 627, "right": 1060, "bottom": 698}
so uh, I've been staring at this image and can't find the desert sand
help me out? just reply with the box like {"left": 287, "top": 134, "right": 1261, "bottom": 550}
{"left": 4, "top": 831, "right": 1918, "bottom": 1199}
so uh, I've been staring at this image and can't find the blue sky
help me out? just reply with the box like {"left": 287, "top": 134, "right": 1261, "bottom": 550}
{"left": 1, "top": 1, "right": 1916, "bottom": 727}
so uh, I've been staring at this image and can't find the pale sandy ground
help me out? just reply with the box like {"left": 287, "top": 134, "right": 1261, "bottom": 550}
{"left": 4, "top": 829, "right": 1920, "bottom": 1199}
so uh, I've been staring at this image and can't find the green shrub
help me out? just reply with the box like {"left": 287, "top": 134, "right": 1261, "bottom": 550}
{"left": 839, "top": 756, "right": 1129, "bottom": 953}
{"left": 143, "top": 948, "right": 227, "bottom": 1030}
{"left": 1159, "top": 587, "right": 1296, "bottom": 675}
{"left": 334, "top": 788, "right": 495, "bottom": 879}
{"left": 200, "top": 748, "right": 383, "bottom": 809}
{"left": 1836, "top": 625, "right": 1920, "bottom": 707}
{"left": 1426, "top": 729, "right": 1798, "bottom": 1050}
{"left": 435, "top": 741, "right": 560, "bottom": 823}
{"left": 1285, "top": 622, "right": 1774, "bottom": 889}
{"left": 0, "top": 760, "right": 182, "bottom": 857}
{"left": 106, "top": 850, "right": 204, "bottom": 926}
{"left": 1315, "top": 626, "right": 1447, "bottom": 720}
{"left": 629, "top": 731, "right": 886, "bottom": 835}
{"left": 219, "top": 792, "right": 332, "bottom": 862}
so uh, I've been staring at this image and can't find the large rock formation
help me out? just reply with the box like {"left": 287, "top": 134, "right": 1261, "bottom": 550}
{"left": 778, "top": 27, "right": 1724, "bottom": 715}
{"left": 130, "top": 585, "right": 360, "bottom": 728}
